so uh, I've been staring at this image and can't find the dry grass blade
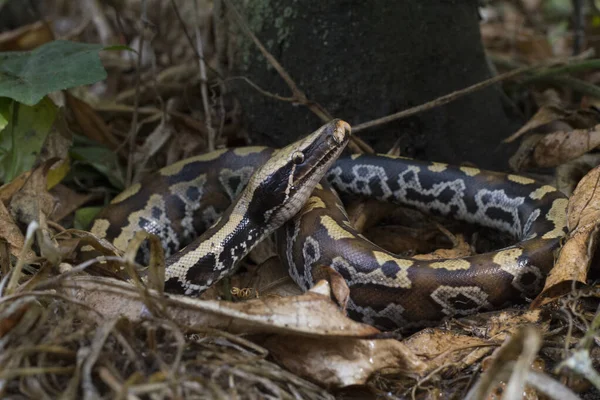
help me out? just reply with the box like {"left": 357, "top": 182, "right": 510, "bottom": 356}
{"left": 0, "top": 288, "right": 332, "bottom": 399}
{"left": 465, "top": 326, "right": 541, "bottom": 400}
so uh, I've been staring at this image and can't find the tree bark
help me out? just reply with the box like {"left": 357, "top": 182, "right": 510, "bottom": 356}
{"left": 228, "top": 0, "right": 520, "bottom": 170}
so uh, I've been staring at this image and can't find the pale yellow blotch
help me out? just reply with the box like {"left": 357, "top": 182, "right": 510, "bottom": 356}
{"left": 373, "top": 251, "right": 414, "bottom": 268}
{"left": 429, "top": 259, "right": 471, "bottom": 270}
{"left": 350, "top": 153, "right": 361, "bottom": 160}
{"left": 542, "top": 198, "right": 568, "bottom": 239}
{"left": 160, "top": 149, "right": 228, "bottom": 176}
{"left": 428, "top": 162, "right": 448, "bottom": 172}
{"left": 493, "top": 248, "right": 523, "bottom": 268}
{"left": 460, "top": 166, "right": 480, "bottom": 176}
{"left": 232, "top": 146, "right": 268, "bottom": 156}
{"left": 80, "top": 245, "right": 96, "bottom": 252}
{"left": 320, "top": 215, "right": 354, "bottom": 240}
{"left": 90, "top": 219, "right": 110, "bottom": 239}
{"left": 113, "top": 194, "right": 166, "bottom": 251}
{"left": 111, "top": 183, "right": 142, "bottom": 204}
{"left": 315, "top": 183, "right": 323, "bottom": 190}
{"left": 372, "top": 251, "right": 413, "bottom": 288}
{"left": 301, "top": 196, "right": 326, "bottom": 214}
{"left": 529, "top": 185, "right": 557, "bottom": 200}
{"left": 166, "top": 213, "right": 245, "bottom": 279}
{"left": 508, "top": 174, "right": 535, "bottom": 185}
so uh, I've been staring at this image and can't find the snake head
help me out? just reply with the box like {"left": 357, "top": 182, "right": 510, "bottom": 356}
{"left": 243, "top": 119, "right": 351, "bottom": 227}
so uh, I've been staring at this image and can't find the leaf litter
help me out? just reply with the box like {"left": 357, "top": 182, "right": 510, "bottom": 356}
{"left": 1, "top": 1, "right": 600, "bottom": 399}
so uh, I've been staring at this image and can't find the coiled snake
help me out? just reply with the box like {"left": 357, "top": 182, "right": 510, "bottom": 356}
{"left": 90, "top": 120, "right": 568, "bottom": 330}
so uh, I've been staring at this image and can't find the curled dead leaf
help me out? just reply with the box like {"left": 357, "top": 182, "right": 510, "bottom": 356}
{"left": 556, "top": 153, "right": 600, "bottom": 196}
{"left": 263, "top": 334, "right": 425, "bottom": 388}
{"left": 50, "top": 184, "right": 94, "bottom": 222}
{"left": 509, "top": 134, "right": 544, "bottom": 171}
{"left": 504, "top": 105, "right": 600, "bottom": 144}
{"left": 9, "top": 158, "right": 60, "bottom": 227}
{"left": 66, "top": 93, "right": 121, "bottom": 151}
{"left": 0, "top": 201, "right": 31, "bottom": 258}
{"left": 403, "top": 328, "right": 491, "bottom": 373}
{"left": 61, "top": 277, "right": 380, "bottom": 337}
{"left": 0, "top": 170, "right": 30, "bottom": 204}
{"left": 533, "top": 125, "right": 600, "bottom": 168}
{"left": 532, "top": 165, "right": 600, "bottom": 308}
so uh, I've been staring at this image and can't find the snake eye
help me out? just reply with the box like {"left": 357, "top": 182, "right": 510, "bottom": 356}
{"left": 292, "top": 151, "right": 305, "bottom": 164}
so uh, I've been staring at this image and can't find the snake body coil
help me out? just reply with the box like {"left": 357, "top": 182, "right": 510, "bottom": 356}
{"left": 91, "top": 121, "right": 568, "bottom": 330}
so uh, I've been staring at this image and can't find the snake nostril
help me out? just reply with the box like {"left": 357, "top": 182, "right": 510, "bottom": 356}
{"left": 332, "top": 120, "right": 351, "bottom": 144}
{"left": 341, "top": 121, "right": 351, "bottom": 137}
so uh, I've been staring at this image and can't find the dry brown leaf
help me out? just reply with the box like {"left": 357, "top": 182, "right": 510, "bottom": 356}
{"left": 0, "top": 200, "right": 31, "bottom": 258}
{"left": 504, "top": 106, "right": 600, "bottom": 144}
{"left": 509, "top": 134, "right": 544, "bottom": 171}
{"left": 310, "top": 265, "right": 351, "bottom": 311}
{"left": 50, "top": 184, "right": 94, "bottom": 222}
{"left": 403, "top": 328, "right": 491, "bottom": 373}
{"left": 262, "top": 334, "right": 426, "bottom": 388}
{"left": 412, "top": 234, "right": 473, "bottom": 260}
{"left": 481, "top": 22, "right": 552, "bottom": 64}
{"left": 60, "top": 276, "right": 427, "bottom": 387}
{"left": 532, "top": 126, "right": 600, "bottom": 168}
{"left": 556, "top": 153, "right": 600, "bottom": 196}
{"left": 0, "top": 171, "right": 31, "bottom": 205}
{"left": 66, "top": 93, "right": 121, "bottom": 151}
{"left": 532, "top": 165, "right": 600, "bottom": 308}
{"left": 0, "top": 20, "right": 54, "bottom": 51}
{"left": 9, "top": 159, "right": 59, "bottom": 228}
{"left": 458, "top": 309, "right": 547, "bottom": 339}
{"left": 63, "top": 277, "right": 380, "bottom": 337}
{"left": 131, "top": 118, "right": 174, "bottom": 183}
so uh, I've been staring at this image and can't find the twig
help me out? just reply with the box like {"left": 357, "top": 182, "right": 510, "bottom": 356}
{"left": 224, "top": 76, "right": 296, "bottom": 102}
{"left": 352, "top": 64, "right": 538, "bottom": 133}
{"left": 352, "top": 57, "right": 600, "bottom": 133}
{"left": 222, "top": 0, "right": 332, "bottom": 122}
{"left": 125, "top": 1, "right": 149, "bottom": 186}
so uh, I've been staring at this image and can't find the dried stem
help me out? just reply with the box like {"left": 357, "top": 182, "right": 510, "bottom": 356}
{"left": 125, "top": 0, "right": 148, "bottom": 186}
{"left": 353, "top": 57, "right": 599, "bottom": 133}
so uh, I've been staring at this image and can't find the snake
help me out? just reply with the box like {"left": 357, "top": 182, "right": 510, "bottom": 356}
{"left": 89, "top": 119, "right": 568, "bottom": 331}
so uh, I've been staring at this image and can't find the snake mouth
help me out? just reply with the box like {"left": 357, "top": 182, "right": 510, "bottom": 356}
{"left": 293, "top": 121, "right": 351, "bottom": 189}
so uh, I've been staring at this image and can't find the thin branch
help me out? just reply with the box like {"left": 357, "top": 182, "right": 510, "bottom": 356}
{"left": 125, "top": 1, "right": 149, "bottom": 186}
{"left": 352, "top": 58, "right": 599, "bottom": 133}
{"left": 224, "top": 76, "right": 296, "bottom": 102}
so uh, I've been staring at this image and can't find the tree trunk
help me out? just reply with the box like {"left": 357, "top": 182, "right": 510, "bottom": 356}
{"left": 227, "top": 0, "right": 520, "bottom": 170}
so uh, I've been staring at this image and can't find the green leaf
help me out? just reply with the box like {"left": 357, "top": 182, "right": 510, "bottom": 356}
{"left": 0, "top": 97, "right": 57, "bottom": 182}
{"left": 70, "top": 145, "right": 125, "bottom": 190}
{"left": 103, "top": 44, "right": 136, "bottom": 53}
{"left": 74, "top": 206, "right": 103, "bottom": 230}
{"left": 0, "top": 40, "right": 107, "bottom": 105}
